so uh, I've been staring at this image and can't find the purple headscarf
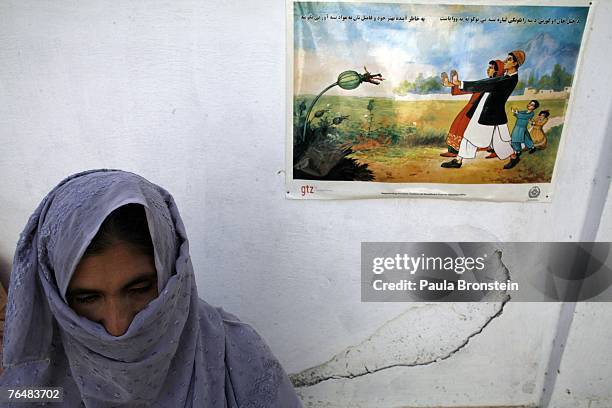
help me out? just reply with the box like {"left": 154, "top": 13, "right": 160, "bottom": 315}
{"left": 1, "top": 169, "right": 302, "bottom": 407}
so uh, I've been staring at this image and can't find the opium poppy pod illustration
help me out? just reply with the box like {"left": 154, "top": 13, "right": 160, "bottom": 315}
{"left": 301, "top": 67, "right": 384, "bottom": 142}
{"left": 337, "top": 70, "right": 362, "bottom": 90}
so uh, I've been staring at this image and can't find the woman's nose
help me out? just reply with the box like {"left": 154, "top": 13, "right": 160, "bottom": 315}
{"left": 101, "top": 298, "right": 134, "bottom": 337}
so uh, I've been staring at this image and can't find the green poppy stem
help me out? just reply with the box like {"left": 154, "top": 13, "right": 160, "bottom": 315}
{"left": 301, "top": 81, "right": 338, "bottom": 143}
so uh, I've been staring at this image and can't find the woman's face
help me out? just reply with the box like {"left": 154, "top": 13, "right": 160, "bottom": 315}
{"left": 67, "top": 242, "right": 158, "bottom": 336}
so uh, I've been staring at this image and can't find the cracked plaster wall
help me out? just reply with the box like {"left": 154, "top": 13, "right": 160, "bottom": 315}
{"left": 0, "top": 1, "right": 611, "bottom": 407}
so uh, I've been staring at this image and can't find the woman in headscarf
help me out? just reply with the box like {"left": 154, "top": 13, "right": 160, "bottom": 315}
{"left": 1, "top": 169, "right": 302, "bottom": 407}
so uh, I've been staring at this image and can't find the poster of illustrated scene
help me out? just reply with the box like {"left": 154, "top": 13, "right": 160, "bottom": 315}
{"left": 287, "top": 1, "right": 591, "bottom": 201}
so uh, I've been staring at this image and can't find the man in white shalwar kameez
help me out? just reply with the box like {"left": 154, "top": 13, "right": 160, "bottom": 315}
{"left": 441, "top": 50, "right": 526, "bottom": 169}
{"left": 458, "top": 89, "right": 515, "bottom": 161}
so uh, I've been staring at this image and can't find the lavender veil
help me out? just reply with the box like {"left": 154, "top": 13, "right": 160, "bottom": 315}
{"left": 1, "top": 169, "right": 301, "bottom": 407}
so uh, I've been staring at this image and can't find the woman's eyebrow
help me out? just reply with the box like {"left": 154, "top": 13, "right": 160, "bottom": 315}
{"left": 66, "top": 287, "right": 102, "bottom": 297}
{"left": 66, "top": 273, "right": 158, "bottom": 298}
{"left": 122, "top": 272, "right": 157, "bottom": 290}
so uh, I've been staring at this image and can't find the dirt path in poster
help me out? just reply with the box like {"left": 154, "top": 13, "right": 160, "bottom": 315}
{"left": 349, "top": 116, "right": 564, "bottom": 184}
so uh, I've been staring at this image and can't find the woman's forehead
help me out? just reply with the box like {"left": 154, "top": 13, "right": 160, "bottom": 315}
{"left": 69, "top": 242, "right": 157, "bottom": 293}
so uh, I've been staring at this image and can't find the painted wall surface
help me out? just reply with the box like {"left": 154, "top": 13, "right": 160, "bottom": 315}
{"left": 0, "top": 1, "right": 610, "bottom": 407}
{"left": 547, "top": 303, "right": 612, "bottom": 408}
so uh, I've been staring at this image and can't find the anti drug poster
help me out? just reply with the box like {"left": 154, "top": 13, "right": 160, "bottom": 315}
{"left": 286, "top": 1, "right": 591, "bottom": 201}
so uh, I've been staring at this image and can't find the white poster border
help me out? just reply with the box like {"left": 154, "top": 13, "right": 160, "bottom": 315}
{"left": 286, "top": 0, "right": 595, "bottom": 202}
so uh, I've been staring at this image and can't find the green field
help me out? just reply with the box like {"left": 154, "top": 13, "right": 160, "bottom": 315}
{"left": 293, "top": 95, "right": 568, "bottom": 184}
{"left": 295, "top": 94, "right": 568, "bottom": 139}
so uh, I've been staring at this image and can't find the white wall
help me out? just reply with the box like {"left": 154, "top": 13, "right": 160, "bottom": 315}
{"left": 0, "top": 1, "right": 610, "bottom": 407}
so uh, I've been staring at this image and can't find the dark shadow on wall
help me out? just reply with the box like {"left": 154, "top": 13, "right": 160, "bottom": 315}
{"left": 0, "top": 254, "right": 11, "bottom": 290}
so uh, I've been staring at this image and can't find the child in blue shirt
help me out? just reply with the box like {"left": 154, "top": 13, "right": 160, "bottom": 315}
{"left": 510, "top": 99, "right": 539, "bottom": 155}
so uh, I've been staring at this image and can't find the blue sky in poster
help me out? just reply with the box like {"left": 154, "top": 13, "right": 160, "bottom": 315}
{"left": 293, "top": 2, "right": 589, "bottom": 96}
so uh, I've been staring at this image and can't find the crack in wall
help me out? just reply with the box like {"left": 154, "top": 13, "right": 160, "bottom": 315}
{"left": 291, "top": 250, "right": 511, "bottom": 388}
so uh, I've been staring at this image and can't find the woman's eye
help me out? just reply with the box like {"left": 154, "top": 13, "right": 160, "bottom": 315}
{"left": 74, "top": 295, "right": 100, "bottom": 304}
{"left": 130, "top": 284, "right": 152, "bottom": 294}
